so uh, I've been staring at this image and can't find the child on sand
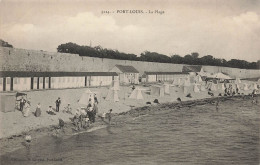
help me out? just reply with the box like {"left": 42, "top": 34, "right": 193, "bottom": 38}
{"left": 35, "top": 103, "right": 41, "bottom": 117}
{"left": 63, "top": 103, "right": 72, "bottom": 115}
{"left": 100, "top": 109, "right": 113, "bottom": 124}
{"left": 47, "top": 106, "right": 56, "bottom": 115}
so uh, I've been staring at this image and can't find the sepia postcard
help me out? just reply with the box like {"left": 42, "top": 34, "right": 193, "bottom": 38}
{"left": 0, "top": 0, "right": 259, "bottom": 164}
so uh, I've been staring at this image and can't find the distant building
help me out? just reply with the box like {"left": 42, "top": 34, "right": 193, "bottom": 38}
{"left": 110, "top": 65, "right": 139, "bottom": 85}
{"left": 182, "top": 65, "right": 203, "bottom": 82}
{"left": 182, "top": 65, "right": 202, "bottom": 75}
{"left": 0, "top": 71, "right": 118, "bottom": 92}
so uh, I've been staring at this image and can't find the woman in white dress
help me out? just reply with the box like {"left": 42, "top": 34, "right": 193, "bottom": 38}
{"left": 23, "top": 101, "right": 31, "bottom": 117}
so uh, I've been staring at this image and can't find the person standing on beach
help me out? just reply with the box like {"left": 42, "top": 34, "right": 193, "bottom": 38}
{"left": 23, "top": 100, "right": 31, "bottom": 117}
{"left": 94, "top": 94, "right": 98, "bottom": 104}
{"left": 93, "top": 101, "right": 98, "bottom": 116}
{"left": 73, "top": 109, "right": 80, "bottom": 130}
{"left": 20, "top": 97, "right": 26, "bottom": 111}
{"left": 87, "top": 103, "right": 94, "bottom": 123}
{"left": 107, "top": 109, "right": 113, "bottom": 124}
{"left": 55, "top": 97, "right": 61, "bottom": 112}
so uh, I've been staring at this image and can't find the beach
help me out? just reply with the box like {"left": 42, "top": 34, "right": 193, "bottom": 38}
{"left": 0, "top": 84, "right": 257, "bottom": 156}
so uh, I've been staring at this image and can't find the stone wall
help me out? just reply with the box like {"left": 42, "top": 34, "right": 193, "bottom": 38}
{"left": 0, "top": 47, "right": 259, "bottom": 78}
{"left": 202, "top": 65, "right": 260, "bottom": 79}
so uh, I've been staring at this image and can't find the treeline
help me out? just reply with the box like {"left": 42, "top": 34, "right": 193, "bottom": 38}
{"left": 57, "top": 42, "right": 259, "bottom": 69}
{"left": 0, "top": 39, "right": 13, "bottom": 48}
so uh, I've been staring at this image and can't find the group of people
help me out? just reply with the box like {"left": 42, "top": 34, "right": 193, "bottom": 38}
{"left": 19, "top": 97, "right": 63, "bottom": 117}
{"left": 46, "top": 97, "right": 62, "bottom": 115}
{"left": 19, "top": 94, "right": 113, "bottom": 132}
{"left": 223, "top": 84, "right": 239, "bottom": 96}
{"left": 72, "top": 96, "right": 99, "bottom": 130}
{"left": 19, "top": 97, "right": 34, "bottom": 117}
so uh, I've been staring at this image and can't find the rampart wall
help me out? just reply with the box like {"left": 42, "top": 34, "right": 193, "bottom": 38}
{"left": 0, "top": 47, "right": 259, "bottom": 78}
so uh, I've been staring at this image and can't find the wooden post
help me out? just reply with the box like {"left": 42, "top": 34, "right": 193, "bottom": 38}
{"left": 10, "top": 77, "right": 13, "bottom": 91}
{"left": 89, "top": 76, "right": 91, "bottom": 87}
{"left": 37, "top": 77, "right": 40, "bottom": 89}
{"left": 43, "top": 77, "right": 45, "bottom": 89}
{"left": 49, "top": 77, "right": 51, "bottom": 89}
{"left": 31, "top": 77, "right": 34, "bottom": 90}
{"left": 3, "top": 77, "right": 6, "bottom": 91}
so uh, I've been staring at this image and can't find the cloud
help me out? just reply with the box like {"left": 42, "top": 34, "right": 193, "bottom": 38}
{"left": 1, "top": 6, "right": 259, "bottom": 62}
{"left": 1, "top": 12, "right": 120, "bottom": 49}
{"left": 66, "top": 12, "right": 119, "bottom": 32}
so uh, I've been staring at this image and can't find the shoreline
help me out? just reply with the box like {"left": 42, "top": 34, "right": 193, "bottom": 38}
{"left": 0, "top": 94, "right": 258, "bottom": 156}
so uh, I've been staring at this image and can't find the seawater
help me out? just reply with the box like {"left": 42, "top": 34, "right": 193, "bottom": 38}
{"left": 1, "top": 98, "right": 259, "bottom": 165}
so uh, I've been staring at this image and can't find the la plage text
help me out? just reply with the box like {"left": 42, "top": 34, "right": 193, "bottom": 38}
{"left": 101, "top": 10, "right": 165, "bottom": 15}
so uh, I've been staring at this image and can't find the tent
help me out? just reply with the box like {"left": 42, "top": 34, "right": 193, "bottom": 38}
{"left": 175, "top": 78, "right": 183, "bottom": 86}
{"left": 183, "top": 78, "right": 191, "bottom": 87}
{"left": 106, "top": 87, "right": 119, "bottom": 102}
{"left": 112, "top": 80, "right": 120, "bottom": 90}
{"left": 183, "top": 79, "right": 193, "bottom": 94}
{"left": 195, "top": 75, "right": 203, "bottom": 83}
{"left": 217, "top": 83, "right": 225, "bottom": 91}
{"left": 79, "top": 89, "right": 94, "bottom": 105}
{"left": 235, "top": 84, "right": 240, "bottom": 90}
{"left": 193, "top": 84, "right": 200, "bottom": 93}
{"left": 211, "top": 84, "right": 217, "bottom": 91}
{"left": 235, "top": 78, "right": 241, "bottom": 84}
{"left": 231, "top": 84, "right": 236, "bottom": 91}
{"left": 129, "top": 87, "right": 144, "bottom": 100}
{"left": 213, "top": 72, "right": 231, "bottom": 80}
{"left": 251, "top": 83, "right": 258, "bottom": 90}
{"left": 172, "top": 78, "right": 181, "bottom": 86}
{"left": 150, "top": 85, "right": 165, "bottom": 97}
{"left": 198, "top": 69, "right": 212, "bottom": 78}
{"left": 200, "top": 85, "right": 206, "bottom": 91}
{"left": 208, "top": 82, "right": 217, "bottom": 91}
{"left": 184, "top": 86, "right": 193, "bottom": 94}
{"left": 163, "top": 84, "right": 170, "bottom": 95}
{"left": 243, "top": 83, "right": 249, "bottom": 91}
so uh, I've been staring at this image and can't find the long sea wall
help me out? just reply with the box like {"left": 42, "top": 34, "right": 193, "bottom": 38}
{"left": 0, "top": 47, "right": 259, "bottom": 78}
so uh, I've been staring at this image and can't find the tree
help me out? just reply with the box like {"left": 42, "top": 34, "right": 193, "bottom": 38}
{"left": 0, "top": 39, "right": 13, "bottom": 48}
{"left": 56, "top": 42, "right": 259, "bottom": 69}
{"left": 140, "top": 51, "right": 171, "bottom": 63}
{"left": 191, "top": 52, "right": 199, "bottom": 58}
{"left": 256, "top": 60, "right": 260, "bottom": 69}
{"left": 183, "top": 54, "right": 194, "bottom": 65}
{"left": 170, "top": 54, "right": 183, "bottom": 64}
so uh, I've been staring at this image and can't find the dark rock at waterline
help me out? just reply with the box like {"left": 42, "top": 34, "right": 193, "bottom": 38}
{"left": 186, "top": 93, "right": 192, "bottom": 98}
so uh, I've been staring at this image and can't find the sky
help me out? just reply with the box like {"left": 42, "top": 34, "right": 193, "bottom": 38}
{"left": 0, "top": 0, "right": 260, "bottom": 62}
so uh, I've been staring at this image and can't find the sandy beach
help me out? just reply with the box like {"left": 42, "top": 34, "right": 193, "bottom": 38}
{"left": 0, "top": 84, "right": 256, "bottom": 156}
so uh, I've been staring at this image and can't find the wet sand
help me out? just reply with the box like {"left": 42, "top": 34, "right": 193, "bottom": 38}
{"left": 0, "top": 85, "right": 218, "bottom": 139}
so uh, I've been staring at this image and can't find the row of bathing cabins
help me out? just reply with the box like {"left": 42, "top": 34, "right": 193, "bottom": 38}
{"left": 0, "top": 64, "right": 195, "bottom": 92}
